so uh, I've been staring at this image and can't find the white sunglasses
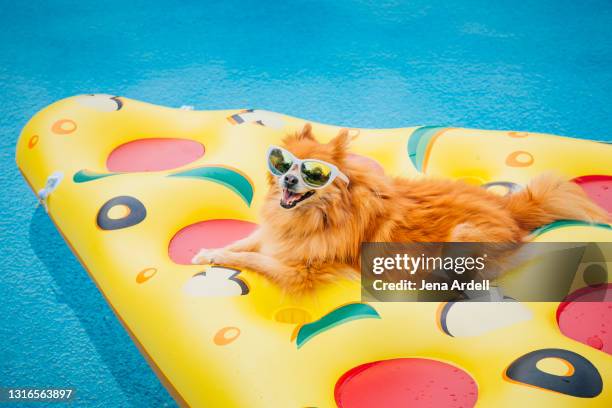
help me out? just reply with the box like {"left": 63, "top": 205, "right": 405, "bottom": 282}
{"left": 266, "top": 145, "right": 349, "bottom": 189}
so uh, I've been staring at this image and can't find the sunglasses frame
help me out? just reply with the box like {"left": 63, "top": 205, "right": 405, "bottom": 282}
{"left": 266, "top": 145, "right": 349, "bottom": 189}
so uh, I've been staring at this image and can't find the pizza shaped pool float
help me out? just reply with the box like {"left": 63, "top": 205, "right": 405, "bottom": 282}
{"left": 16, "top": 95, "right": 612, "bottom": 407}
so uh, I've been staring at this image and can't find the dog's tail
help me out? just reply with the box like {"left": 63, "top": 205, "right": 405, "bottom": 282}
{"left": 504, "top": 173, "right": 610, "bottom": 233}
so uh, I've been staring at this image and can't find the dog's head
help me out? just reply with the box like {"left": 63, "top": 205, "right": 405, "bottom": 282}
{"left": 266, "top": 124, "right": 352, "bottom": 211}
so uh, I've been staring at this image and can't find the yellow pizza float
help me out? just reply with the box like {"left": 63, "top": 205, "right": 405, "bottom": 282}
{"left": 16, "top": 95, "right": 612, "bottom": 407}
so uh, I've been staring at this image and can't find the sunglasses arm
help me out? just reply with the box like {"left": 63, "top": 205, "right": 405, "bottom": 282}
{"left": 337, "top": 171, "right": 350, "bottom": 185}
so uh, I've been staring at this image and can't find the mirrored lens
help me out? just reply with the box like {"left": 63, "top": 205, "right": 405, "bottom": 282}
{"left": 301, "top": 161, "right": 332, "bottom": 187}
{"left": 268, "top": 148, "right": 293, "bottom": 175}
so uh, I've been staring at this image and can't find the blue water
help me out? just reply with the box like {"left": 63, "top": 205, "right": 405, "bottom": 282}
{"left": 1, "top": 1, "right": 612, "bottom": 406}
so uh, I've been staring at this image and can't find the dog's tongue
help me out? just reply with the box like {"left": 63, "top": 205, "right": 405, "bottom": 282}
{"left": 282, "top": 188, "right": 303, "bottom": 205}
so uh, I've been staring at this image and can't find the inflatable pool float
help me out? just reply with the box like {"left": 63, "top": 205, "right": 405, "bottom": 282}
{"left": 16, "top": 95, "right": 612, "bottom": 407}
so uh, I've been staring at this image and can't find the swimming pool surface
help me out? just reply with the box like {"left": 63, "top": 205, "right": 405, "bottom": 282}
{"left": 1, "top": 1, "right": 612, "bottom": 406}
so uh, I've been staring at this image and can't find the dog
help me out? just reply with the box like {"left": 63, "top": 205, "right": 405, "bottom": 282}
{"left": 193, "top": 124, "right": 610, "bottom": 293}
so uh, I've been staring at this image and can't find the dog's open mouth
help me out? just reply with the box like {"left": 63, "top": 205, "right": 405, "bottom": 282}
{"left": 280, "top": 188, "right": 315, "bottom": 209}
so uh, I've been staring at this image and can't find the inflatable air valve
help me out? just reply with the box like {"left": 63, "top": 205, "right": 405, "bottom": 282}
{"left": 36, "top": 171, "right": 64, "bottom": 212}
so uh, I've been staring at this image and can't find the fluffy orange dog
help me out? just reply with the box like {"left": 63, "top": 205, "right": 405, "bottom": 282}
{"left": 193, "top": 124, "right": 609, "bottom": 292}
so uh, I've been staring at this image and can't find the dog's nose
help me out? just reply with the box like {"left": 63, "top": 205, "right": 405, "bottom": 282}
{"left": 283, "top": 174, "right": 298, "bottom": 187}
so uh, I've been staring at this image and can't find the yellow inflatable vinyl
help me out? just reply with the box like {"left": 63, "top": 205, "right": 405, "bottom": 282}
{"left": 16, "top": 95, "right": 612, "bottom": 407}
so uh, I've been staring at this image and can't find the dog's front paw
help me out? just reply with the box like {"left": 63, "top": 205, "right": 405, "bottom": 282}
{"left": 192, "top": 249, "right": 235, "bottom": 266}
{"left": 192, "top": 249, "right": 217, "bottom": 265}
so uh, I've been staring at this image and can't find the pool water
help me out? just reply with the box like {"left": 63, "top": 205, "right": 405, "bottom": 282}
{"left": 1, "top": 1, "right": 611, "bottom": 406}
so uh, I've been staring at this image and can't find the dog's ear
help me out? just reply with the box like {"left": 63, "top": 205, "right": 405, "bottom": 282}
{"left": 328, "top": 128, "right": 353, "bottom": 159}
{"left": 296, "top": 123, "right": 315, "bottom": 141}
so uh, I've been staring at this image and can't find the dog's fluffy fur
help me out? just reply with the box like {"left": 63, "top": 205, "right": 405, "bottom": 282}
{"left": 193, "top": 124, "right": 610, "bottom": 293}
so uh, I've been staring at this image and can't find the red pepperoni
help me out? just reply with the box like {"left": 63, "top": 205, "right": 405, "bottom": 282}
{"left": 107, "top": 138, "right": 204, "bottom": 172}
{"left": 557, "top": 284, "right": 612, "bottom": 355}
{"left": 335, "top": 358, "right": 478, "bottom": 408}
{"left": 573, "top": 175, "right": 612, "bottom": 214}
{"left": 168, "top": 219, "right": 257, "bottom": 264}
